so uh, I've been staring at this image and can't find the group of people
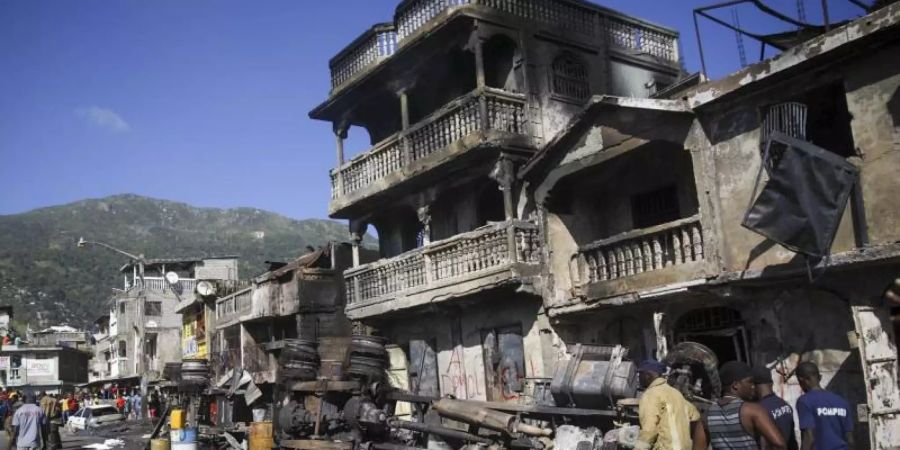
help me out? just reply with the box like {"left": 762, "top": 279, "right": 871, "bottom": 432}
{"left": 0, "top": 390, "right": 63, "bottom": 450}
{"left": 635, "top": 360, "right": 854, "bottom": 450}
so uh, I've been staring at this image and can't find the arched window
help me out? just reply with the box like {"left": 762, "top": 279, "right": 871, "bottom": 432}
{"left": 551, "top": 52, "right": 590, "bottom": 100}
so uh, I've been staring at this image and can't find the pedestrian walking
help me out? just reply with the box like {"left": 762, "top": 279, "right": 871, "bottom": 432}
{"left": 10, "top": 391, "right": 44, "bottom": 450}
{"left": 795, "top": 362, "right": 854, "bottom": 450}
{"left": 634, "top": 360, "right": 704, "bottom": 450}
{"left": 753, "top": 367, "right": 798, "bottom": 450}
{"left": 704, "top": 361, "right": 786, "bottom": 450}
{"left": 131, "top": 393, "right": 142, "bottom": 420}
{"left": 38, "top": 391, "right": 56, "bottom": 450}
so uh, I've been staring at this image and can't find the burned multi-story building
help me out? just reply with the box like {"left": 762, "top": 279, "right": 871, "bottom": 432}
{"left": 307, "top": 0, "right": 900, "bottom": 448}
{"left": 311, "top": 0, "right": 681, "bottom": 406}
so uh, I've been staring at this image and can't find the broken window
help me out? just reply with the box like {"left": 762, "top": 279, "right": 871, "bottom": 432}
{"left": 144, "top": 301, "right": 162, "bottom": 316}
{"left": 482, "top": 325, "right": 526, "bottom": 401}
{"left": 760, "top": 82, "right": 856, "bottom": 159}
{"left": 144, "top": 333, "right": 157, "bottom": 358}
{"left": 551, "top": 52, "right": 590, "bottom": 100}
{"left": 483, "top": 35, "right": 521, "bottom": 92}
{"left": 675, "top": 307, "right": 750, "bottom": 363}
{"left": 118, "top": 340, "right": 127, "bottom": 358}
{"left": 631, "top": 185, "right": 680, "bottom": 229}
{"left": 408, "top": 339, "right": 439, "bottom": 396}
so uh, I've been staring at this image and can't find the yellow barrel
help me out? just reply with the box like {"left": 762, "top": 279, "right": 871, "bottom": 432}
{"left": 248, "top": 422, "right": 274, "bottom": 450}
{"left": 150, "top": 439, "right": 170, "bottom": 450}
{"left": 170, "top": 409, "right": 185, "bottom": 430}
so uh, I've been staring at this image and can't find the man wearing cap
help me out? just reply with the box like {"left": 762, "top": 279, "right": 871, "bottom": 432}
{"left": 795, "top": 362, "right": 853, "bottom": 450}
{"left": 10, "top": 391, "right": 44, "bottom": 450}
{"left": 705, "top": 361, "right": 785, "bottom": 450}
{"left": 753, "top": 367, "right": 798, "bottom": 450}
{"left": 634, "top": 359, "right": 703, "bottom": 450}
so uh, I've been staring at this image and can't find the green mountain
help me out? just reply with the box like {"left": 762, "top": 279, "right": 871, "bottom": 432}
{"left": 0, "top": 194, "right": 364, "bottom": 328}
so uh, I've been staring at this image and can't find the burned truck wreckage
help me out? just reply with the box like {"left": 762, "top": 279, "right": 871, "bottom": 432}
{"left": 272, "top": 338, "right": 719, "bottom": 450}
{"left": 153, "top": 1, "right": 900, "bottom": 449}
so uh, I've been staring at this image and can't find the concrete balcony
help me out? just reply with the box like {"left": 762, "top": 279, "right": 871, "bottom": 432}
{"left": 328, "top": 0, "right": 679, "bottom": 94}
{"left": 570, "top": 214, "right": 709, "bottom": 301}
{"left": 329, "top": 87, "right": 529, "bottom": 216}
{"left": 128, "top": 277, "right": 198, "bottom": 296}
{"left": 345, "top": 220, "right": 540, "bottom": 319}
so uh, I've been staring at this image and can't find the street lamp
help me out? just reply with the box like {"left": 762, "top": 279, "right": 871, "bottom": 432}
{"left": 76, "top": 237, "right": 150, "bottom": 417}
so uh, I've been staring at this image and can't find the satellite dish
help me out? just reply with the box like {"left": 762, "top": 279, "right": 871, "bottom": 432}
{"left": 196, "top": 280, "right": 216, "bottom": 297}
{"left": 165, "top": 271, "right": 180, "bottom": 285}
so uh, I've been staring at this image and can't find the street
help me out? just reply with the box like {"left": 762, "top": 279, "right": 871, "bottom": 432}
{"left": 0, "top": 421, "right": 156, "bottom": 450}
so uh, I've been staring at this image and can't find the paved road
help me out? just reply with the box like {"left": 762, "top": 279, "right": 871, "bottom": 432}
{"left": 0, "top": 421, "right": 156, "bottom": 450}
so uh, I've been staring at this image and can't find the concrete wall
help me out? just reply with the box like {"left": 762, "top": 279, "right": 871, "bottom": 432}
{"left": 694, "top": 41, "right": 900, "bottom": 273}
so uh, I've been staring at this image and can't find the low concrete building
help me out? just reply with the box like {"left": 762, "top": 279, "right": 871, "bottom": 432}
{"left": 1, "top": 327, "right": 91, "bottom": 392}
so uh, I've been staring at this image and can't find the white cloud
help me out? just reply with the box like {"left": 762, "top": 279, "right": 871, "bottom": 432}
{"left": 75, "top": 106, "right": 131, "bottom": 133}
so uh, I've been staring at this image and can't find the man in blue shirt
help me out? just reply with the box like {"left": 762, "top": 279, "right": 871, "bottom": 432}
{"left": 754, "top": 367, "right": 798, "bottom": 450}
{"left": 795, "top": 362, "right": 853, "bottom": 450}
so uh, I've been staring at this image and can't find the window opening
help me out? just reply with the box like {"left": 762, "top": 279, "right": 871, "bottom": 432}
{"left": 674, "top": 307, "right": 750, "bottom": 364}
{"left": 631, "top": 185, "right": 680, "bottom": 229}
{"left": 144, "top": 301, "right": 162, "bottom": 316}
{"left": 551, "top": 52, "right": 590, "bottom": 100}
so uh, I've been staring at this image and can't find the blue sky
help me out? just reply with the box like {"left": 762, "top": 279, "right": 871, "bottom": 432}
{"left": 0, "top": 0, "right": 867, "bottom": 220}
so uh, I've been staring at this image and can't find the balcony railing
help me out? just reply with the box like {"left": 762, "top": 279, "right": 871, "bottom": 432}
{"left": 216, "top": 287, "right": 253, "bottom": 321}
{"left": 331, "top": 87, "right": 526, "bottom": 200}
{"left": 330, "top": 23, "right": 398, "bottom": 90}
{"left": 346, "top": 220, "right": 539, "bottom": 306}
{"left": 330, "top": 0, "right": 677, "bottom": 92}
{"left": 573, "top": 215, "right": 704, "bottom": 284}
{"left": 130, "top": 277, "right": 198, "bottom": 296}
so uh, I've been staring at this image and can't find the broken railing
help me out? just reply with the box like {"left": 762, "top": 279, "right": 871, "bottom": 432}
{"left": 331, "top": 0, "right": 677, "bottom": 91}
{"left": 345, "top": 220, "right": 539, "bottom": 306}
{"left": 331, "top": 87, "right": 526, "bottom": 200}
{"left": 573, "top": 215, "right": 704, "bottom": 284}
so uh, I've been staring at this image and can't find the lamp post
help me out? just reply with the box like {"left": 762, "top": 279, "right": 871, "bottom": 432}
{"left": 77, "top": 237, "right": 149, "bottom": 418}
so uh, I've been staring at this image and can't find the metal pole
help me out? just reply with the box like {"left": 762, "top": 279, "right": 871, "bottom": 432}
{"left": 821, "top": 0, "right": 831, "bottom": 31}
{"left": 693, "top": 11, "right": 708, "bottom": 78}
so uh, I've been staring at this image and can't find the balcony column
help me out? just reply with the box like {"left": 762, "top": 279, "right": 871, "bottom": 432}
{"left": 349, "top": 219, "right": 368, "bottom": 268}
{"left": 471, "top": 27, "right": 489, "bottom": 131}
{"left": 334, "top": 122, "right": 349, "bottom": 196}
{"left": 491, "top": 155, "right": 518, "bottom": 262}
{"left": 398, "top": 88, "right": 412, "bottom": 165}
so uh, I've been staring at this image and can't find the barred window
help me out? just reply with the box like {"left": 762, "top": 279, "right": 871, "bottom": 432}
{"left": 551, "top": 52, "right": 590, "bottom": 100}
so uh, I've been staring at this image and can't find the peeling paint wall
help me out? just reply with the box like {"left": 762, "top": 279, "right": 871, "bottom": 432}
{"left": 380, "top": 294, "right": 552, "bottom": 403}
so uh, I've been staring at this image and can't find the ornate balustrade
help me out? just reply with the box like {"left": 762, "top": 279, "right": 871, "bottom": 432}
{"left": 574, "top": 215, "right": 704, "bottom": 284}
{"left": 603, "top": 15, "right": 677, "bottom": 62}
{"left": 330, "top": 24, "right": 398, "bottom": 90}
{"left": 330, "top": 87, "right": 526, "bottom": 200}
{"left": 331, "top": 0, "right": 677, "bottom": 92}
{"left": 346, "top": 220, "right": 539, "bottom": 306}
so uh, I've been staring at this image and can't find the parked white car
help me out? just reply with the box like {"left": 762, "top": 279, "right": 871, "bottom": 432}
{"left": 66, "top": 405, "right": 125, "bottom": 431}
